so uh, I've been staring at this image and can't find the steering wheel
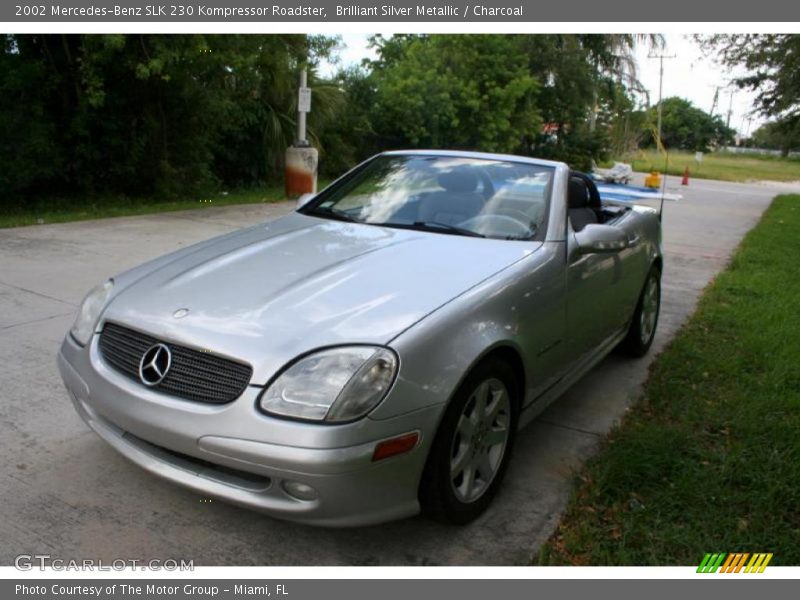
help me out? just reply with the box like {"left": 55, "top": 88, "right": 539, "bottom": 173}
{"left": 459, "top": 214, "right": 534, "bottom": 238}
{"left": 495, "top": 207, "right": 535, "bottom": 224}
{"left": 475, "top": 169, "right": 495, "bottom": 200}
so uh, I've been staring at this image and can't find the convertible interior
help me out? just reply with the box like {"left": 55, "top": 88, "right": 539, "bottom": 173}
{"left": 318, "top": 158, "right": 630, "bottom": 240}
{"left": 567, "top": 171, "right": 629, "bottom": 232}
{"left": 383, "top": 165, "right": 549, "bottom": 239}
{"left": 396, "top": 167, "right": 628, "bottom": 237}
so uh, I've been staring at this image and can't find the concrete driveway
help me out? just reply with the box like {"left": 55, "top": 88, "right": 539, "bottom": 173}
{"left": 0, "top": 177, "right": 789, "bottom": 565}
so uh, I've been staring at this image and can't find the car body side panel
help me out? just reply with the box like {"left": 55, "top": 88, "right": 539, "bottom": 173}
{"left": 371, "top": 241, "right": 567, "bottom": 421}
{"left": 375, "top": 204, "right": 661, "bottom": 428}
{"left": 563, "top": 205, "right": 660, "bottom": 370}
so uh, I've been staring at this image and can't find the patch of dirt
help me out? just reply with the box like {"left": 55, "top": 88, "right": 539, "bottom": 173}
{"left": 747, "top": 179, "right": 800, "bottom": 191}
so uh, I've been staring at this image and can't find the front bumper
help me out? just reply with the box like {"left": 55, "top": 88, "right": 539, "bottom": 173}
{"left": 58, "top": 334, "right": 442, "bottom": 527}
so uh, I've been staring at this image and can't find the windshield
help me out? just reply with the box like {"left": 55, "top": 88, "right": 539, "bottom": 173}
{"left": 303, "top": 154, "right": 553, "bottom": 240}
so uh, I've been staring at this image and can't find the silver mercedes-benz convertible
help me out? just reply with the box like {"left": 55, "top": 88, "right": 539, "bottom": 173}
{"left": 58, "top": 150, "right": 662, "bottom": 526}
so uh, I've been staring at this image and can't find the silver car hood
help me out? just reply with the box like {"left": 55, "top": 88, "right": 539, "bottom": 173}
{"left": 101, "top": 212, "right": 540, "bottom": 383}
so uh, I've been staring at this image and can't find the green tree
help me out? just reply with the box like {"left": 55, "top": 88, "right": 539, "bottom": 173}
{"left": 579, "top": 34, "right": 662, "bottom": 133}
{"left": 321, "top": 65, "right": 378, "bottom": 176}
{"left": 601, "top": 81, "right": 649, "bottom": 156}
{"left": 699, "top": 35, "right": 800, "bottom": 157}
{"left": 644, "top": 97, "right": 735, "bottom": 151}
{"left": 700, "top": 35, "right": 800, "bottom": 121}
{"left": 520, "top": 35, "right": 608, "bottom": 170}
{"left": 0, "top": 34, "right": 339, "bottom": 205}
{"left": 749, "top": 120, "right": 800, "bottom": 155}
{"left": 0, "top": 34, "right": 657, "bottom": 207}
{"left": 367, "top": 35, "right": 541, "bottom": 154}
{"left": 0, "top": 35, "right": 63, "bottom": 197}
{"left": 361, "top": 34, "right": 644, "bottom": 171}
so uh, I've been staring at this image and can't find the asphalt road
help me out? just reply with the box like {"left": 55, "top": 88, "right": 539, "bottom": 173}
{"left": 0, "top": 176, "right": 791, "bottom": 566}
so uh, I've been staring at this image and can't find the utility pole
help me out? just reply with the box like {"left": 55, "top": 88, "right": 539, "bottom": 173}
{"left": 284, "top": 66, "right": 318, "bottom": 198}
{"left": 296, "top": 68, "right": 309, "bottom": 145}
{"left": 648, "top": 52, "right": 676, "bottom": 150}
{"left": 726, "top": 89, "right": 735, "bottom": 129}
{"left": 709, "top": 86, "right": 720, "bottom": 117}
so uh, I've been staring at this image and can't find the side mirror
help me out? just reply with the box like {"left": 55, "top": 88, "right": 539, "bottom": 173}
{"left": 574, "top": 223, "right": 628, "bottom": 254}
{"left": 296, "top": 193, "right": 316, "bottom": 210}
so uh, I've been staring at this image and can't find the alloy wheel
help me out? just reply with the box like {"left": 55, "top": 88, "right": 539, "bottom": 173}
{"left": 449, "top": 378, "right": 511, "bottom": 503}
{"left": 640, "top": 274, "right": 659, "bottom": 345}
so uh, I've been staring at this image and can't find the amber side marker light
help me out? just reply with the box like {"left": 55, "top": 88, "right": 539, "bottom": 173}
{"left": 372, "top": 432, "right": 420, "bottom": 462}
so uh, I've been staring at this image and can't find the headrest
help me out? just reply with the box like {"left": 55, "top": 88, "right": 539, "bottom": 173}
{"left": 437, "top": 168, "right": 479, "bottom": 193}
{"left": 568, "top": 176, "right": 589, "bottom": 209}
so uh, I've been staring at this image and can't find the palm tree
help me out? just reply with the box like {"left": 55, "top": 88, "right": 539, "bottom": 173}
{"left": 585, "top": 34, "right": 664, "bottom": 132}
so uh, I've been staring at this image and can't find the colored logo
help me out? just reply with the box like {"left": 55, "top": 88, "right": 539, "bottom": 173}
{"left": 697, "top": 553, "right": 773, "bottom": 573}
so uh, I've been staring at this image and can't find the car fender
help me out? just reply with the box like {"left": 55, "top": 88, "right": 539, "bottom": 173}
{"left": 369, "top": 243, "right": 565, "bottom": 422}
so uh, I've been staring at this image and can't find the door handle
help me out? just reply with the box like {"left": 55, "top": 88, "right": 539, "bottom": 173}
{"left": 627, "top": 234, "right": 640, "bottom": 248}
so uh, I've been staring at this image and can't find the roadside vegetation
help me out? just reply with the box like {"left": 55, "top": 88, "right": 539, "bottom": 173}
{"left": 2, "top": 34, "right": 798, "bottom": 224}
{"left": 608, "top": 150, "right": 800, "bottom": 183}
{"left": 1, "top": 33, "right": 658, "bottom": 214}
{"left": 539, "top": 194, "right": 800, "bottom": 565}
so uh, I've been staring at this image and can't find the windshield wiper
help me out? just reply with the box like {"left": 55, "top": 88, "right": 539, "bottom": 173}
{"left": 378, "top": 221, "right": 486, "bottom": 238}
{"left": 307, "top": 205, "right": 360, "bottom": 223}
{"left": 415, "top": 221, "right": 487, "bottom": 238}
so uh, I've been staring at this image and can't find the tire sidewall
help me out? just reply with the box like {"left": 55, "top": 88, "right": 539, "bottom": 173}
{"left": 627, "top": 266, "right": 661, "bottom": 356}
{"left": 421, "top": 357, "right": 520, "bottom": 524}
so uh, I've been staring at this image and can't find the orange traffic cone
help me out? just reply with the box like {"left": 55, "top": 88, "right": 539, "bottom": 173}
{"left": 681, "top": 166, "right": 690, "bottom": 186}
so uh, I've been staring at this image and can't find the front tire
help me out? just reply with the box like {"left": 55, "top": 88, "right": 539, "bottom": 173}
{"left": 620, "top": 265, "right": 661, "bottom": 357}
{"left": 419, "top": 357, "right": 519, "bottom": 524}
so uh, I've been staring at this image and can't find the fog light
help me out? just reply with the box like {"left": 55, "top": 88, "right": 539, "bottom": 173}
{"left": 281, "top": 480, "right": 318, "bottom": 501}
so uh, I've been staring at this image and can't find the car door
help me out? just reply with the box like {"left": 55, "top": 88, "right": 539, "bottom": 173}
{"left": 564, "top": 213, "right": 649, "bottom": 368}
{"left": 565, "top": 223, "right": 623, "bottom": 363}
{"left": 603, "top": 210, "right": 651, "bottom": 328}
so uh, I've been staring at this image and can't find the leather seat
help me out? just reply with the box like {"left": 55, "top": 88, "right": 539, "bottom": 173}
{"left": 568, "top": 176, "right": 598, "bottom": 232}
{"left": 417, "top": 168, "right": 485, "bottom": 225}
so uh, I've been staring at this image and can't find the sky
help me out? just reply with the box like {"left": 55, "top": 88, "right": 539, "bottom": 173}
{"left": 321, "top": 33, "right": 764, "bottom": 137}
{"left": 632, "top": 34, "right": 763, "bottom": 136}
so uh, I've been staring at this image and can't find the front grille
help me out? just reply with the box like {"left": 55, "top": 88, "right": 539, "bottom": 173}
{"left": 98, "top": 322, "right": 253, "bottom": 404}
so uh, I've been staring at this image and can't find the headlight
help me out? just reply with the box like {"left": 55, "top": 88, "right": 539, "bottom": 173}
{"left": 70, "top": 280, "right": 114, "bottom": 346}
{"left": 260, "top": 346, "right": 398, "bottom": 423}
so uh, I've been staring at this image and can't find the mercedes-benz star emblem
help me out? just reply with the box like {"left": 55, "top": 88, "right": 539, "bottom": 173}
{"left": 173, "top": 308, "right": 189, "bottom": 319}
{"left": 139, "top": 343, "right": 172, "bottom": 386}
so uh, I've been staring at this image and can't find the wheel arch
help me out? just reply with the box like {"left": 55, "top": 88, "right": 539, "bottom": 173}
{"left": 416, "top": 341, "right": 526, "bottom": 514}
{"left": 652, "top": 255, "right": 663, "bottom": 274}
{"left": 445, "top": 342, "right": 526, "bottom": 413}
{"left": 479, "top": 345, "right": 526, "bottom": 406}
{"left": 421, "top": 341, "right": 526, "bottom": 460}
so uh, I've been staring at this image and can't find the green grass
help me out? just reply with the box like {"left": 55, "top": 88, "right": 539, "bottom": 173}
{"left": 539, "top": 194, "right": 800, "bottom": 566}
{"left": 606, "top": 150, "right": 800, "bottom": 183}
{"left": 0, "top": 185, "right": 296, "bottom": 229}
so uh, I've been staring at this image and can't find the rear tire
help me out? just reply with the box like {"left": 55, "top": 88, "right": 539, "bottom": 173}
{"left": 620, "top": 265, "right": 661, "bottom": 357}
{"left": 419, "top": 357, "right": 519, "bottom": 524}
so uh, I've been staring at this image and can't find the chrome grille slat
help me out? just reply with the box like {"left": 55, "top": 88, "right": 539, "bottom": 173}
{"left": 98, "top": 322, "right": 253, "bottom": 404}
